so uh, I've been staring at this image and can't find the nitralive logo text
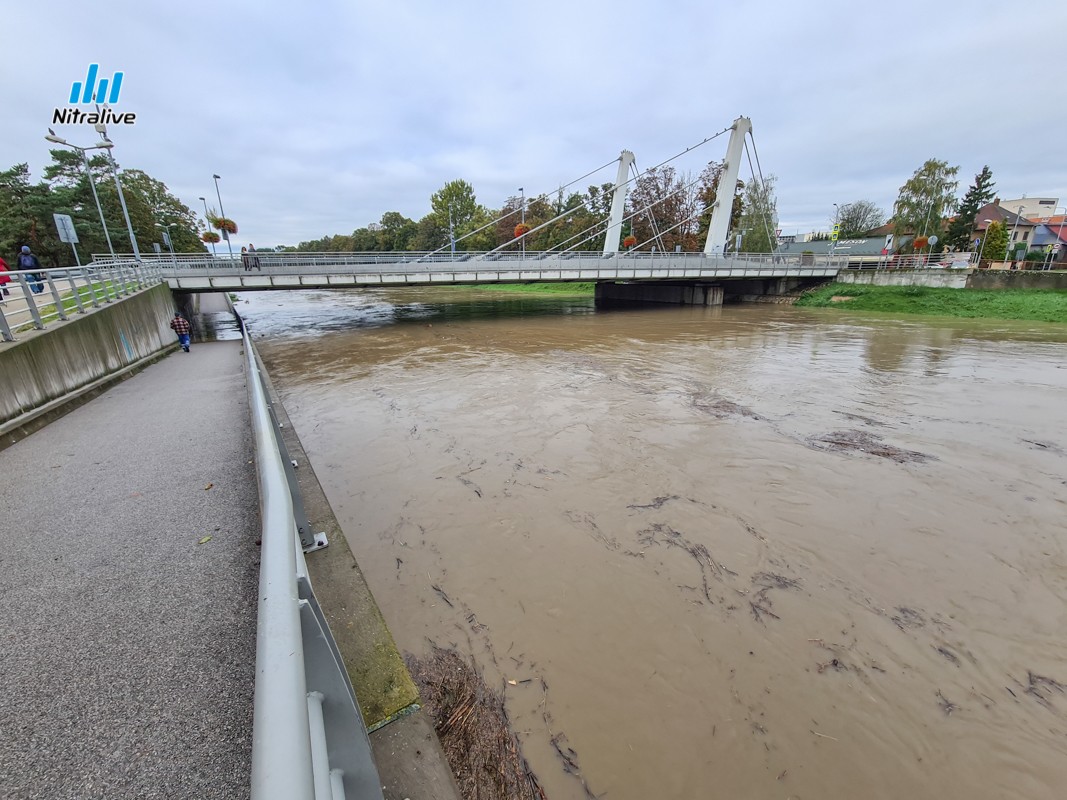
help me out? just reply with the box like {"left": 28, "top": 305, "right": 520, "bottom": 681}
{"left": 52, "top": 63, "right": 136, "bottom": 125}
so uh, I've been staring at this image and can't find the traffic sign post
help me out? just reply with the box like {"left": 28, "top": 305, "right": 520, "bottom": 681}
{"left": 53, "top": 213, "right": 81, "bottom": 266}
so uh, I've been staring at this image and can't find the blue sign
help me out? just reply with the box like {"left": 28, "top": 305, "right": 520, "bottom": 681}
{"left": 974, "top": 238, "right": 981, "bottom": 246}
{"left": 69, "top": 64, "right": 123, "bottom": 105}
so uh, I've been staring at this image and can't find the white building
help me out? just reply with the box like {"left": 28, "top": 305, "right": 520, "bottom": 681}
{"left": 999, "top": 197, "right": 1058, "bottom": 219}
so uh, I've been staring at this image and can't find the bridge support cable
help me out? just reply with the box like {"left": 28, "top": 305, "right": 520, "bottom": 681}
{"left": 560, "top": 169, "right": 707, "bottom": 254}
{"left": 746, "top": 130, "right": 779, "bottom": 254}
{"left": 244, "top": 328, "right": 383, "bottom": 800}
{"left": 416, "top": 156, "right": 620, "bottom": 261}
{"left": 550, "top": 126, "right": 734, "bottom": 256}
{"left": 703, "top": 117, "right": 751, "bottom": 256}
{"left": 481, "top": 125, "right": 734, "bottom": 258}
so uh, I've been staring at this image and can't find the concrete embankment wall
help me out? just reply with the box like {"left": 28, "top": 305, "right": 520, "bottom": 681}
{"left": 0, "top": 283, "right": 177, "bottom": 443}
{"left": 966, "top": 270, "right": 1067, "bottom": 290}
{"left": 837, "top": 269, "right": 970, "bottom": 288}
{"left": 595, "top": 282, "right": 724, "bottom": 305}
{"left": 837, "top": 269, "right": 1067, "bottom": 290}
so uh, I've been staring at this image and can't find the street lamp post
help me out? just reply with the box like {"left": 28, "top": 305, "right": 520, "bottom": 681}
{"left": 519, "top": 187, "right": 525, "bottom": 259}
{"left": 976, "top": 218, "right": 993, "bottom": 267}
{"left": 198, "top": 196, "right": 217, "bottom": 257}
{"left": 1006, "top": 205, "right": 1025, "bottom": 266}
{"left": 1044, "top": 206, "right": 1066, "bottom": 270}
{"left": 212, "top": 174, "right": 235, "bottom": 263}
{"left": 831, "top": 203, "right": 839, "bottom": 256}
{"left": 89, "top": 129, "right": 141, "bottom": 261}
{"left": 448, "top": 204, "right": 456, "bottom": 258}
{"left": 44, "top": 133, "right": 116, "bottom": 257}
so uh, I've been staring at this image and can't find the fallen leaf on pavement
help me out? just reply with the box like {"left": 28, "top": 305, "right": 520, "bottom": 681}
{"left": 198, "top": 536, "right": 213, "bottom": 544}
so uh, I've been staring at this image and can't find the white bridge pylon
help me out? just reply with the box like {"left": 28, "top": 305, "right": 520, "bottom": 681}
{"left": 598, "top": 116, "right": 752, "bottom": 256}
{"left": 602, "top": 150, "right": 635, "bottom": 254}
{"left": 704, "top": 116, "right": 751, "bottom": 256}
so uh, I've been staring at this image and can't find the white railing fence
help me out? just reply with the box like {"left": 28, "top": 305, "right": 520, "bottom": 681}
{"left": 0, "top": 263, "right": 163, "bottom": 342}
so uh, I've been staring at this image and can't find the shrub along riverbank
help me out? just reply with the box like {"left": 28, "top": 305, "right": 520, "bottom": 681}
{"left": 796, "top": 283, "right": 1067, "bottom": 324}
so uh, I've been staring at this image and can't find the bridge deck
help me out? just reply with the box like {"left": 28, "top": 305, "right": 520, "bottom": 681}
{"left": 88, "top": 252, "right": 845, "bottom": 293}
{"left": 0, "top": 340, "right": 259, "bottom": 799}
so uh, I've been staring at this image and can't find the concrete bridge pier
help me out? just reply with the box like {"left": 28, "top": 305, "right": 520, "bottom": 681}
{"left": 722, "top": 276, "right": 825, "bottom": 303}
{"left": 595, "top": 281, "right": 724, "bottom": 306}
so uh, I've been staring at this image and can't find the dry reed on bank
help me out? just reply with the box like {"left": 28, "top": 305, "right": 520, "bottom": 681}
{"left": 406, "top": 644, "right": 546, "bottom": 800}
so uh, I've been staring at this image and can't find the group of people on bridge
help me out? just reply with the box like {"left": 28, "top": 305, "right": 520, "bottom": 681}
{"left": 240, "top": 244, "right": 261, "bottom": 272}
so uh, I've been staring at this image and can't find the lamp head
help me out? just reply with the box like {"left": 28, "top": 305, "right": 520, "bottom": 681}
{"left": 44, "top": 134, "right": 68, "bottom": 145}
{"left": 212, "top": 174, "right": 221, "bottom": 180}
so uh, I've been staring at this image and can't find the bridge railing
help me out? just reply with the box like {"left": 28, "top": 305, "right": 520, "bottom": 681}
{"left": 92, "top": 250, "right": 852, "bottom": 274}
{"left": 243, "top": 325, "right": 383, "bottom": 800}
{"left": 0, "top": 263, "right": 163, "bottom": 343}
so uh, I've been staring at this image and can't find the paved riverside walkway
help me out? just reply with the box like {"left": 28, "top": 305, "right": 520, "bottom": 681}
{"left": 0, "top": 340, "right": 259, "bottom": 800}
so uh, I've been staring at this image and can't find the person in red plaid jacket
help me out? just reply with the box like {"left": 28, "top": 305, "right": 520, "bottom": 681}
{"left": 169, "top": 311, "right": 192, "bottom": 352}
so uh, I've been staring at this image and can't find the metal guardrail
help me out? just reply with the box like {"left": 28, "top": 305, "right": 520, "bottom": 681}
{"left": 0, "top": 263, "right": 163, "bottom": 342}
{"left": 839, "top": 252, "right": 976, "bottom": 270}
{"left": 243, "top": 326, "right": 383, "bottom": 800}
{"left": 93, "top": 251, "right": 857, "bottom": 275}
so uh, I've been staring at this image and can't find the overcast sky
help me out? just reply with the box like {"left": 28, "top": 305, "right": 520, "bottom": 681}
{"left": 4, "top": 0, "right": 1064, "bottom": 248}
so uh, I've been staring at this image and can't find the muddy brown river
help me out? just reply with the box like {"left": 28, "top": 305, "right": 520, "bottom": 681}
{"left": 241, "top": 287, "right": 1067, "bottom": 800}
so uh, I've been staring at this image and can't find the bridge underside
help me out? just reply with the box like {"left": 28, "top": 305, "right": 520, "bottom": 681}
{"left": 166, "top": 268, "right": 837, "bottom": 300}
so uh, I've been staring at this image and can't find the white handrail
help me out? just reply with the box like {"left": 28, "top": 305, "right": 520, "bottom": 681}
{"left": 246, "top": 328, "right": 317, "bottom": 799}
{"left": 244, "top": 327, "right": 383, "bottom": 800}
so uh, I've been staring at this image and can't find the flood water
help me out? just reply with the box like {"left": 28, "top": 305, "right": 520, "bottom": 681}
{"left": 241, "top": 287, "right": 1067, "bottom": 800}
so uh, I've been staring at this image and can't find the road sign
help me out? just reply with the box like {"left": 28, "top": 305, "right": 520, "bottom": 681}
{"left": 885, "top": 234, "right": 894, "bottom": 251}
{"left": 53, "top": 213, "right": 78, "bottom": 244}
{"left": 1054, "top": 244, "right": 1061, "bottom": 253}
{"left": 974, "top": 237, "right": 981, "bottom": 246}
{"left": 1047, "top": 244, "right": 1055, "bottom": 253}
{"left": 162, "top": 230, "right": 172, "bottom": 248}
{"left": 830, "top": 231, "right": 839, "bottom": 242}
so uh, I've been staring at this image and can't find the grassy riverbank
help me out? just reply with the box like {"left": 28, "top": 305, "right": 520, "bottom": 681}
{"left": 465, "top": 282, "right": 595, "bottom": 294}
{"left": 796, "top": 283, "right": 1067, "bottom": 323}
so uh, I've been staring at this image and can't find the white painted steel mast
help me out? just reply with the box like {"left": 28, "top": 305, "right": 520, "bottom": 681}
{"left": 704, "top": 116, "right": 751, "bottom": 256}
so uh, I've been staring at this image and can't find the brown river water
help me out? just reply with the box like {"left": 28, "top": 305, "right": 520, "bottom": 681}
{"left": 240, "top": 287, "right": 1067, "bottom": 800}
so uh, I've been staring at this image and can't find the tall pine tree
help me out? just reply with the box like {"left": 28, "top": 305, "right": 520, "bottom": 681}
{"left": 945, "top": 166, "right": 995, "bottom": 251}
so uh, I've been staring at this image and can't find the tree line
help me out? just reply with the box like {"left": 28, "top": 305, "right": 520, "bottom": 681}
{"left": 0, "top": 149, "right": 1016, "bottom": 264}
{"left": 0, "top": 150, "right": 205, "bottom": 266}
{"left": 286, "top": 161, "right": 780, "bottom": 255}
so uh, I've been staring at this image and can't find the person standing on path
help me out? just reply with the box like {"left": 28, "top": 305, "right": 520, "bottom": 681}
{"left": 248, "top": 243, "right": 261, "bottom": 271}
{"left": 170, "top": 311, "right": 192, "bottom": 352}
{"left": 16, "top": 246, "right": 44, "bottom": 294}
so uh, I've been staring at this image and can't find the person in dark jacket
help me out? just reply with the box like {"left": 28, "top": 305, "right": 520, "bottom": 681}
{"left": 16, "top": 245, "right": 44, "bottom": 294}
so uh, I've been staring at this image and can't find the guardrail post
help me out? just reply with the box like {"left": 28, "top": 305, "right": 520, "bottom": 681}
{"left": 86, "top": 269, "right": 103, "bottom": 308}
{"left": 264, "top": 399, "right": 328, "bottom": 553}
{"left": 0, "top": 307, "right": 13, "bottom": 341}
{"left": 45, "top": 274, "right": 68, "bottom": 321}
{"left": 67, "top": 272, "right": 87, "bottom": 314}
{"left": 18, "top": 275, "right": 45, "bottom": 330}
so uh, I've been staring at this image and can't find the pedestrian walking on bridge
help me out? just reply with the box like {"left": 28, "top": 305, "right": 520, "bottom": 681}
{"left": 16, "top": 246, "right": 43, "bottom": 294}
{"left": 170, "top": 311, "right": 192, "bottom": 352}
